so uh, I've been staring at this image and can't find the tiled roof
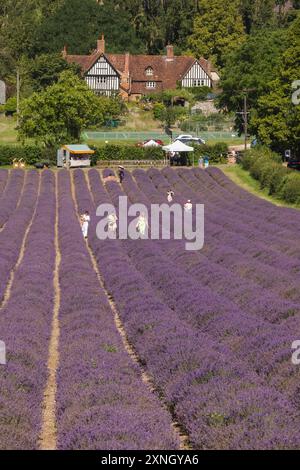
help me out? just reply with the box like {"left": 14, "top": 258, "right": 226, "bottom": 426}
{"left": 66, "top": 50, "right": 214, "bottom": 92}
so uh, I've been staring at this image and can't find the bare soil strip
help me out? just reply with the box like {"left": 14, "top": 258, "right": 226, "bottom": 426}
{"left": 0, "top": 173, "right": 41, "bottom": 311}
{"left": 39, "top": 173, "right": 61, "bottom": 450}
{"left": 82, "top": 171, "right": 191, "bottom": 450}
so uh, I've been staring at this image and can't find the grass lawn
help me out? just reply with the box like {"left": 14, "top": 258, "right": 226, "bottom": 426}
{"left": 219, "top": 164, "right": 300, "bottom": 210}
{"left": 0, "top": 115, "right": 18, "bottom": 144}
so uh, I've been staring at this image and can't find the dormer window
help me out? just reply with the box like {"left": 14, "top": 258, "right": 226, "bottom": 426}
{"left": 145, "top": 67, "right": 153, "bottom": 76}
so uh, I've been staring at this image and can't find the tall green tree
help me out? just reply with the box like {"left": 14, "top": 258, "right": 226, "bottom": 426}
{"left": 251, "top": 15, "right": 300, "bottom": 153}
{"left": 33, "top": 0, "right": 145, "bottom": 55}
{"left": 217, "top": 28, "right": 288, "bottom": 134}
{"left": 187, "top": 0, "right": 246, "bottom": 67}
{"left": 19, "top": 71, "right": 123, "bottom": 146}
{"left": 26, "top": 53, "right": 81, "bottom": 91}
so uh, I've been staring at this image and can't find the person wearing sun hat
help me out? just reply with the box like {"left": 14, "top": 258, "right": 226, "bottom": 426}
{"left": 118, "top": 166, "right": 125, "bottom": 183}
{"left": 184, "top": 199, "right": 192, "bottom": 212}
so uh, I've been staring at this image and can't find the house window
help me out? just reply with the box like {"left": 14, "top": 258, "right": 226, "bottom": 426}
{"left": 145, "top": 67, "right": 153, "bottom": 76}
{"left": 193, "top": 79, "right": 205, "bottom": 87}
{"left": 146, "top": 81, "right": 156, "bottom": 88}
{"left": 97, "top": 77, "right": 107, "bottom": 84}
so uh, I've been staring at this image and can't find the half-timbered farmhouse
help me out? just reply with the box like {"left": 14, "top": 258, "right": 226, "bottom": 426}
{"left": 63, "top": 35, "right": 219, "bottom": 101}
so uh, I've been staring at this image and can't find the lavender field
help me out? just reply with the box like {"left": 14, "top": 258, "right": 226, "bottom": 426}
{"left": 0, "top": 167, "right": 300, "bottom": 450}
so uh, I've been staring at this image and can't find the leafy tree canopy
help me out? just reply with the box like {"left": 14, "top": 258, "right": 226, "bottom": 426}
{"left": 251, "top": 15, "right": 300, "bottom": 154}
{"left": 217, "top": 28, "right": 288, "bottom": 133}
{"left": 19, "top": 71, "right": 123, "bottom": 146}
{"left": 187, "top": 0, "right": 246, "bottom": 68}
{"left": 33, "top": 0, "right": 145, "bottom": 56}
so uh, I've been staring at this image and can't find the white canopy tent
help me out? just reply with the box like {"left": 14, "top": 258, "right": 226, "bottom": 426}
{"left": 143, "top": 139, "right": 162, "bottom": 147}
{"left": 163, "top": 140, "right": 194, "bottom": 166}
{"left": 163, "top": 141, "right": 194, "bottom": 153}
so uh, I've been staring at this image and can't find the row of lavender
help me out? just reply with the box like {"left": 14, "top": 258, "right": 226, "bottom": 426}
{"left": 0, "top": 171, "right": 39, "bottom": 303}
{"left": 55, "top": 170, "right": 178, "bottom": 450}
{"left": 106, "top": 170, "right": 300, "bottom": 448}
{"left": 73, "top": 169, "right": 300, "bottom": 449}
{"left": 126, "top": 169, "right": 300, "bottom": 403}
{"left": 186, "top": 167, "right": 300, "bottom": 264}
{"left": 0, "top": 171, "right": 55, "bottom": 449}
{"left": 153, "top": 167, "right": 300, "bottom": 307}
{"left": 207, "top": 166, "right": 300, "bottom": 235}
{"left": 129, "top": 168, "right": 298, "bottom": 342}
{"left": 0, "top": 170, "right": 24, "bottom": 228}
{"left": 0, "top": 169, "right": 8, "bottom": 197}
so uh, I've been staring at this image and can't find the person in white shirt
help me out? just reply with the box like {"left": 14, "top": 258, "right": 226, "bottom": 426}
{"left": 107, "top": 212, "right": 118, "bottom": 234}
{"left": 167, "top": 190, "right": 174, "bottom": 203}
{"left": 81, "top": 211, "right": 90, "bottom": 239}
{"left": 184, "top": 200, "right": 192, "bottom": 212}
{"left": 136, "top": 213, "right": 148, "bottom": 236}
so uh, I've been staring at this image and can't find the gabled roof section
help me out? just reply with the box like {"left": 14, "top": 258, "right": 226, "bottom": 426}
{"left": 65, "top": 45, "right": 215, "bottom": 90}
{"left": 66, "top": 51, "right": 121, "bottom": 77}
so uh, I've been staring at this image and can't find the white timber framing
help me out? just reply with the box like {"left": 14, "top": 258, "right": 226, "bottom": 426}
{"left": 181, "top": 60, "right": 211, "bottom": 88}
{"left": 85, "top": 55, "right": 120, "bottom": 96}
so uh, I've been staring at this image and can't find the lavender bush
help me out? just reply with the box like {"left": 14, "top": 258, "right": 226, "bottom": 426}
{"left": 0, "top": 169, "right": 8, "bottom": 196}
{"left": 0, "top": 170, "right": 24, "bottom": 228}
{"left": 56, "top": 170, "right": 178, "bottom": 450}
{"left": 0, "top": 170, "right": 55, "bottom": 449}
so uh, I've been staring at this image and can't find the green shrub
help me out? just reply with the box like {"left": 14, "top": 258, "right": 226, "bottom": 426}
{"left": 0, "top": 145, "right": 56, "bottom": 166}
{"left": 268, "top": 165, "right": 288, "bottom": 195}
{"left": 91, "top": 144, "right": 164, "bottom": 163}
{"left": 281, "top": 173, "right": 300, "bottom": 203}
{"left": 240, "top": 147, "right": 300, "bottom": 205}
{"left": 191, "top": 142, "right": 228, "bottom": 164}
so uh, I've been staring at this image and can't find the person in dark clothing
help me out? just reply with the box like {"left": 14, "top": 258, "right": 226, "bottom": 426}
{"left": 118, "top": 166, "right": 125, "bottom": 183}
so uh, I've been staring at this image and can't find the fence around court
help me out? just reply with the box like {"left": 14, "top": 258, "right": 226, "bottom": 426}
{"left": 83, "top": 130, "right": 240, "bottom": 142}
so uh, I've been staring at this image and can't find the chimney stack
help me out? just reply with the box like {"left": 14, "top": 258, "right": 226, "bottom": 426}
{"left": 97, "top": 34, "right": 105, "bottom": 54}
{"left": 125, "top": 52, "right": 130, "bottom": 75}
{"left": 166, "top": 44, "right": 174, "bottom": 60}
{"left": 62, "top": 45, "right": 67, "bottom": 59}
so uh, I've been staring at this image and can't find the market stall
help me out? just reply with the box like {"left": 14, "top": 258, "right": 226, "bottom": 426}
{"left": 57, "top": 145, "right": 95, "bottom": 168}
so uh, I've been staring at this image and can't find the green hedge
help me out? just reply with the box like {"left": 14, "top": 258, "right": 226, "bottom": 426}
{"left": 91, "top": 143, "right": 228, "bottom": 165}
{"left": 91, "top": 145, "right": 164, "bottom": 163}
{"left": 192, "top": 142, "right": 228, "bottom": 164}
{"left": 240, "top": 147, "right": 300, "bottom": 204}
{"left": 0, "top": 142, "right": 228, "bottom": 167}
{"left": 0, "top": 145, "right": 56, "bottom": 166}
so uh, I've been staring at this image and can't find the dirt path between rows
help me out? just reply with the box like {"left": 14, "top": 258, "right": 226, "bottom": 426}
{"left": 39, "top": 173, "right": 61, "bottom": 450}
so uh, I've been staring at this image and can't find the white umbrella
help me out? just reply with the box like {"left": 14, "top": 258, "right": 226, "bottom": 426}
{"left": 163, "top": 140, "right": 194, "bottom": 152}
{"left": 143, "top": 139, "right": 162, "bottom": 147}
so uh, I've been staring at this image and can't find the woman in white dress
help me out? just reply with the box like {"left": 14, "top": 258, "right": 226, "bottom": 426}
{"left": 167, "top": 190, "right": 174, "bottom": 203}
{"left": 184, "top": 200, "right": 192, "bottom": 212}
{"left": 107, "top": 213, "right": 118, "bottom": 233}
{"left": 81, "top": 211, "right": 90, "bottom": 239}
{"left": 136, "top": 213, "right": 148, "bottom": 236}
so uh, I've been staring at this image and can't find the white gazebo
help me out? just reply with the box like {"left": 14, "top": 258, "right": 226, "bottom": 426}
{"left": 163, "top": 140, "right": 194, "bottom": 166}
{"left": 142, "top": 139, "right": 162, "bottom": 147}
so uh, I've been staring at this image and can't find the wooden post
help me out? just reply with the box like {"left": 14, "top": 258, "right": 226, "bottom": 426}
{"left": 16, "top": 68, "right": 20, "bottom": 127}
{"left": 244, "top": 94, "right": 248, "bottom": 152}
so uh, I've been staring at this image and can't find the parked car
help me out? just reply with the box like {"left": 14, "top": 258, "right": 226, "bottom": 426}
{"left": 175, "top": 134, "right": 206, "bottom": 145}
{"left": 287, "top": 159, "right": 300, "bottom": 171}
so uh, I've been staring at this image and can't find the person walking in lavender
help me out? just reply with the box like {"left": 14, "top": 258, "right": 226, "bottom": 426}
{"left": 81, "top": 211, "right": 90, "bottom": 239}
{"left": 107, "top": 212, "right": 118, "bottom": 234}
{"left": 167, "top": 190, "right": 175, "bottom": 203}
{"left": 118, "top": 166, "right": 125, "bottom": 183}
{"left": 136, "top": 213, "right": 148, "bottom": 237}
